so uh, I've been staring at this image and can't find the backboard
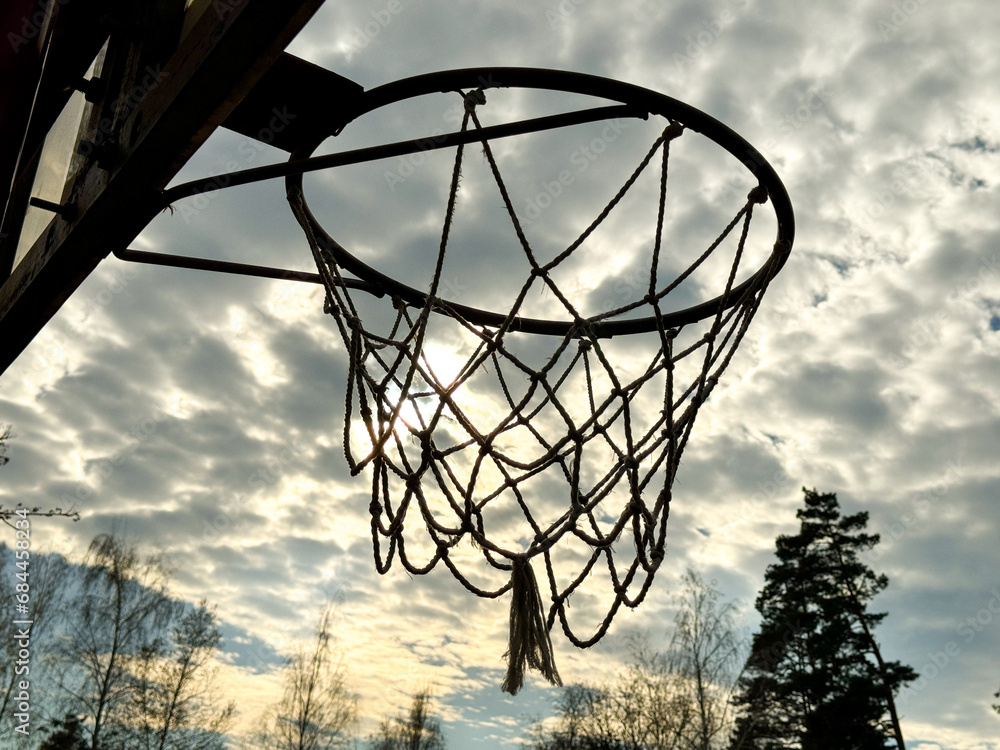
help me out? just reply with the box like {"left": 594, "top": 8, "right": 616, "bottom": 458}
{"left": 0, "top": 0, "right": 359, "bottom": 374}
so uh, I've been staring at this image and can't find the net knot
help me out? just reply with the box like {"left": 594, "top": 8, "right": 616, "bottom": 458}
{"left": 421, "top": 439, "right": 436, "bottom": 463}
{"left": 665, "top": 121, "right": 684, "bottom": 139}
{"left": 748, "top": 184, "right": 769, "bottom": 204}
{"left": 369, "top": 499, "right": 382, "bottom": 516}
{"left": 464, "top": 89, "right": 487, "bottom": 112}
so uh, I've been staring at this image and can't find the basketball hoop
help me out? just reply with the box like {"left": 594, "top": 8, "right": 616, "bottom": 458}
{"left": 126, "top": 66, "right": 792, "bottom": 694}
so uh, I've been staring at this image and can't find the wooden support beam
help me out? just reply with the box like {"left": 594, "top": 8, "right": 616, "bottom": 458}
{"left": 221, "top": 52, "right": 363, "bottom": 152}
{"left": 0, "top": 0, "right": 125, "bottom": 278}
{"left": 0, "top": 0, "right": 327, "bottom": 375}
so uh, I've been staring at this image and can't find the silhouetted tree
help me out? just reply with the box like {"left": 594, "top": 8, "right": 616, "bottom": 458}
{"left": 1, "top": 532, "right": 237, "bottom": 750}
{"left": 58, "top": 532, "right": 179, "bottom": 750}
{"left": 370, "top": 690, "right": 445, "bottom": 750}
{"left": 669, "top": 570, "right": 744, "bottom": 750}
{"left": 729, "top": 488, "right": 917, "bottom": 749}
{"left": 38, "top": 713, "right": 89, "bottom": 750}
{"left": 0, "top": 424, "right": 10, "bottom": 467}
{"left": 528, "top": 572, "right": 744, "bottom": 750}
{"left": 127, "top": 601, "right": 236, "bottom": 750}
{"left": 256, "top": 603, "right": 356, "bottom": 750}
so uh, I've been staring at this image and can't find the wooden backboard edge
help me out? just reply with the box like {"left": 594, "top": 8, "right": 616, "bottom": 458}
{"left": 0, "top": 0, "right": 326, "bottom": 376}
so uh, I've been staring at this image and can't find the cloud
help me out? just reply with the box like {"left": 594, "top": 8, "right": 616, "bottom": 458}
{"left": 2, "top": 1, "right": 999, "bottom": 747}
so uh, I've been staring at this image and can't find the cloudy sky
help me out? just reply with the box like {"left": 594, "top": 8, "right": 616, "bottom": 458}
{"left": 3, "top": 0, "right": 1000, "bottom": 747}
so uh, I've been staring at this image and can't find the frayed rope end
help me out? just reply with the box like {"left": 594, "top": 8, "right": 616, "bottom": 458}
{"left": 501, "top": 558, "right": 562, "bottom": 695}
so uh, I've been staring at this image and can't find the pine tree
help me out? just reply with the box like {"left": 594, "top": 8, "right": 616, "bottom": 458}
{"left": 729, "top": 488, "right": 917, "bottom": 750}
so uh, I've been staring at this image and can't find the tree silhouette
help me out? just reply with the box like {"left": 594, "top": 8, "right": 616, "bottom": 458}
{"left": 669, "top": 570, "right": 744, "bottom": 750}
{"left": 0, "top": 423, "right": 9, "bottom": 467}
{"left": 528, "top": 572, "right": 744, "bottom": 750}
{"left": 58, "top": 532, "right": 179, "bottom": 750}
{"left": 370, "top": 690, "right": 445, "bottom": 750}
{"left": 729, "top": 488, "right": 917, "bottom": 749}
{"left": 255, "top": 603, "right": 356, "bottom": 750}
{"left": 127, "top": 601, "right": 236, "bottom": 750}
{"left": 38, "top": 714, "right": 89, "bottom": 750}
{"left": 1, "top": 533, "right": 238, "bottom": 749}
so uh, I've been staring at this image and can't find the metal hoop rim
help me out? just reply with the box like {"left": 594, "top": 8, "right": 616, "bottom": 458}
{"left": 287, "top": 67, "right": 794, "bottom": 336}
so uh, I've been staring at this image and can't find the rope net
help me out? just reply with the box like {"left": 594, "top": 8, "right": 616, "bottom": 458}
{"left": 287, "top": 90, "right": 782, "bottom": 694}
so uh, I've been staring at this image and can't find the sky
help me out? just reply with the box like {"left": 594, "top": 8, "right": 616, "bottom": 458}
{"left": 2, "top": 0, "right": 1000, "bottom": 747}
